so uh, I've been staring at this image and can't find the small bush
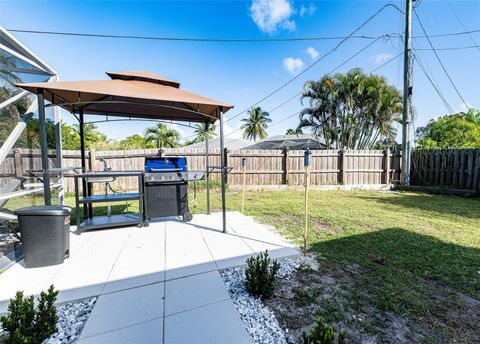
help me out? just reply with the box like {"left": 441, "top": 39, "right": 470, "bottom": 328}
{"left": 0, "top": 285, "right": 59, "bottom": 344}
{"left": 300, "top": 316, "right": 346, "bottom": 344}
{"left": 244, "top": 250, "right": 280, "bottom": 299}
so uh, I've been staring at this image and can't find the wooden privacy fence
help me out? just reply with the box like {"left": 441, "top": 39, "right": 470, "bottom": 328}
{"left": 1, "top": 148, "right": 402, "bottom": 192}
{"left": 410, "top": 149, "right": 480, "bottom": 192}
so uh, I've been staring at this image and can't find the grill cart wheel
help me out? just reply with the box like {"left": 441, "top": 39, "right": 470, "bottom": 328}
{"left": 183, "top": 211, "right": 193, "bottom": 222}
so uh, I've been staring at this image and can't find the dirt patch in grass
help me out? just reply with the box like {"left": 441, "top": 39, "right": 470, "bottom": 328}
{"left": 265, "top": 255, "right": 480, "bottom": 343}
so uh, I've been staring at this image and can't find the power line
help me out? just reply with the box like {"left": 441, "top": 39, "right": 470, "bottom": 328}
{"left": 7, "top": 27, "right": 480, "bottom": 42}
{"left": 223, "top": 3, "right": 404, "bottom": 124}
{"left": 369, "top": 51, "right": 404, "bottom": 74}
{"left": 414, "top": 9, "right": 469, "bottom": 110}
{"left": 5, "top": 28, "right": 391, "bottom": 43}
{"left": 412, "top": 28, "right": 480, "bottom": 38}
{"left": 411, "top": 52, "right": 454, "bottom": 114}
{"left": 446, "top": 1, "right": 480, "bottom": 54}
{"left": 221, "top": 36, "right": 399, "bottom": 143}
{"left": 414, "top": 45, "right": 480, "bottom": 51}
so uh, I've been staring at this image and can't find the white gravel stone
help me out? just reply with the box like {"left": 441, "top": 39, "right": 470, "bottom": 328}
{"left": 221, "top": 257, "right": 301, "bottom": 344}
{"left": 0, "top": 296, "right": 97, "bottom": 344}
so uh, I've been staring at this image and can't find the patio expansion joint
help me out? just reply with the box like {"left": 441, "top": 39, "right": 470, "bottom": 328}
{"left": 78, "top": 314, "right": 164, "bottom": 341}
{"left": 163, "top": 297, "right": 232, "bottom": 318}
{"left": 99, "top": 228, "right": 134, "bottom": 296}
{"left": 162, "top": 219, "right": 167, "bottom": 344}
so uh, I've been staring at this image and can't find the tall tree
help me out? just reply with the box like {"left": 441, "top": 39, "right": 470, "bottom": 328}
{"left": 298, "top": 68, "right": 402, "bottom": 149}
{"left": 144, "top": 123, "right": 180, "bottom": 148}
{"left": 193, "top": 122, "right": 216, "bottom": 143}
{"left": 72, "top": 123, "right": 107, "bottom": 149}
{"left": 241, "top": 106, "right": 271, "bottom": 141}
{"left": 286, "top": 128, "right": 302, "bottom": 135}
{"left": 416, "top": 108, "right": 480, "bottom": 149}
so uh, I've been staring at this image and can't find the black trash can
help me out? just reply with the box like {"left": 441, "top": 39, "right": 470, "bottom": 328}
{"left": 14, "top": 206, "right": 71, "bottom": 268}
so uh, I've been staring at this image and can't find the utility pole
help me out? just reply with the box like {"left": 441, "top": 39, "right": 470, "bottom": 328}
{"left": 401, "top": 0, "right": 413, "bottom": 185}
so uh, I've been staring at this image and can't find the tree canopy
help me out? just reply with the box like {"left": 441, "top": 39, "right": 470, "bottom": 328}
{"left": 416, "top": 109, "right": 480, "bottom": 149}
{"left": 298, "top": 68, "right": 403, "bottom": 149}
{"left": 144, "top": 123, "right": 180, "bottom": 148}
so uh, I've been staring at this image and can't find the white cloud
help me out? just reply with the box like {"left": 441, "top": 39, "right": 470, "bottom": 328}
{"left": 305, "top": 46, "right": 319, "bottom": 60}
{"left": 214, "top": 121, "right": 243, "bottom": 139}
{"left": 299, "top": 3, "right": 317, "bottom": 17}
{"left": 282, "top": 57, "right": 305, "bottom": 75}
{"left": 373, "top": 53, "right": 393, "bottom": 64}
{"left": 250, "top": 0, "right": 296, "bottom": 34}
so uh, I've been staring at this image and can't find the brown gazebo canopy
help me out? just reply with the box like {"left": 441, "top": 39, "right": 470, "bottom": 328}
{"left": 17, "top": 71, "right": 233, "bottom": 232}
{"left": 18, "top": 71, "right": 232, "bottom": 123}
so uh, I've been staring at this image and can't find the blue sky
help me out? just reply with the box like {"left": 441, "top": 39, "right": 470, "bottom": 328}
{"left": 1, "top": 0, "right": 479, "bottom": 143}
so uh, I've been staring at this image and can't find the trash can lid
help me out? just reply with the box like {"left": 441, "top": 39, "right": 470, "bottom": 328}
{"left": 14, "top": 205, "right": 71, "bottom": 216}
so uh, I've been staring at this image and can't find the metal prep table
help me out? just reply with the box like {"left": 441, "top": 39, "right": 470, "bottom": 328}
{"left": 74, "top": 171, "right": 144, "bottom": 231}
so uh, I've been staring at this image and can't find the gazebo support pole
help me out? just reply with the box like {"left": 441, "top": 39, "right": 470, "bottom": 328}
{"left": 219, "top": 111, "right": 227, "bottom": 233}
{"left": 205, "top": 120, "right": 210, "bottom": 215}
{"left": 54, "top": 105, "right": 64, "bottom": 205}
{"left": 37, "top": 92, "right": 51, "bottom": 205}
{"left": 79, "top": 110, "right": 88, "bottom": 219}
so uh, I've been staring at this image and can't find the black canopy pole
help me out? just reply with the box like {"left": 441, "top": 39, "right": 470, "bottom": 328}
{"left": 37, "top": 92, "right": 51, "bottom": 205}
{"left": 78, "top": 109, "right": 88, "bottom": 219}
{"left": 205, "top": 120, "right": 211, "bottom": 215}
{"left": 219, "top": 110, "right": 227, "bottom": 233}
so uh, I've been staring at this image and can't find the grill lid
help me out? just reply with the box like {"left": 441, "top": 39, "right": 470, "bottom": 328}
{"left": 145, "top": 157, "right": 187, "bottom": 173}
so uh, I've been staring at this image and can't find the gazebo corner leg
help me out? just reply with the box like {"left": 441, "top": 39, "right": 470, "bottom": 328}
{"left": 37, "top": 92, "right": 51, "bottom": 205}
{"left": 219, "top": 111, "right": 227, "bottom": 233}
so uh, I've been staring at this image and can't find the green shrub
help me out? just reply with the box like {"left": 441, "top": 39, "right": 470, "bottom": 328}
{"left": 300, "top": 316, "right": 346, "bottom": 344}
{"left": 244, "top": 250, "right": 280, "bottom": 299}
{"left": 1, "top": 285, "right": 59, "bottom": 344}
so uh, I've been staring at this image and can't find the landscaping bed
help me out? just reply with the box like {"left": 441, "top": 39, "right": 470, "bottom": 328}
{"left": 207, "top": 190, "right": 480, "bottom": 342}
{"left": 0, "top": 296, "right": 96, "bottom": 344}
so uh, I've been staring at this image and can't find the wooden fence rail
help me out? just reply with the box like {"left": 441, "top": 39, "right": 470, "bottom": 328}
{"left": 0, "top": 148, "right": 402, "bottom": 192}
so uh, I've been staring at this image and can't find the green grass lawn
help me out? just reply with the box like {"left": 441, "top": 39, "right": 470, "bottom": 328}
{"left": 194, "top": 189, "right": 480, "bottom": 341}
{"left": 4, "top": 188, "right": 479, "bottom": 340}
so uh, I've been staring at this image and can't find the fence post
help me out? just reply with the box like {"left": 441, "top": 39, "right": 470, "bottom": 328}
{"left": 89, "top": 149, "right": 96, "bottom": 171}
{"left": 341, "top": 150, "right": 348, "bottom": 185}
{"left": 385, "top": 148, "right": 390, "bottom": 184}
{"left": 282, "top": 148, "right": 289, "bottom": 185}
{"left": 13, "top": 149, "right": 22, "bottom": 177}
{"left": 224, "top": 148, "right": 229, "bottom": 184}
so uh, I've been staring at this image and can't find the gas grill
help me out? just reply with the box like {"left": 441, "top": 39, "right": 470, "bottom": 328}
{"left": 144, "top": 157, "right": 204, "bottom": 224}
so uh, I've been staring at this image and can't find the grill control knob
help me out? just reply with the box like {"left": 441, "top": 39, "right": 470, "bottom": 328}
{"left": 160, "top": 176, "right": 165, "bottom": 181}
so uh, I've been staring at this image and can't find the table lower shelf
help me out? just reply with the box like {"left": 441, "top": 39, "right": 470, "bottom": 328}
{"left": 78, "top": 213, "right": 143, "bottom": 231}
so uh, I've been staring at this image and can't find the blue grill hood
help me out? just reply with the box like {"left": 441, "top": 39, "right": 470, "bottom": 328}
{"left": 145, "top": 157, "right": 187, "bottom": 173}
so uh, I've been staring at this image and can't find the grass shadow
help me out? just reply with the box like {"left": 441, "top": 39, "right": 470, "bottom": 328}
{"left": 308, "top": 227, "right": 480, "bottom": 341}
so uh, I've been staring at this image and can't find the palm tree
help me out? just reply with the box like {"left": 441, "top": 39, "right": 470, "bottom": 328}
{"left": 193, "top": 122, "right": 216, "bottom": 143}
{"left": 286, "top": 128, "right": 302, "bottom": 135}
{"left": 144, "top": 123, "right": 180, "bottom": 148}
{"left": 298, "top": 68, "right": 402, "bottom": 149}
{"left": 241, "top": 107, "right": 271, "bottom": 141}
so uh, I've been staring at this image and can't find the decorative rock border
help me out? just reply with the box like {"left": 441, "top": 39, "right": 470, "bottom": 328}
{"left": 221, "top": 257, "right": 300, "bottom": 344}
{"left": 0, "top": 296, "right": 97, "bottom": 344}
{"left": 44, "top": 297, "right": 97, "bottom": 344}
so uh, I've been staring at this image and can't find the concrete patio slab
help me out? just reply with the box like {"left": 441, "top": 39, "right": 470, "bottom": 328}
{"left": 0, "top": 211, "right": 300, "bottom": 343}
{"left": 164, "top": 218, "right": 217, "bottom": 280}
{"left": 164, "top": 299, "right": 251, "bottom": 344}
{"left": 164, "top": 270, "right": 230, "bottom": 316}
{"left": 80, "top": 282, "right": 164, "bottom": 339}
{"left": 78, "top": 318, "right": 163, "bottom": 344}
